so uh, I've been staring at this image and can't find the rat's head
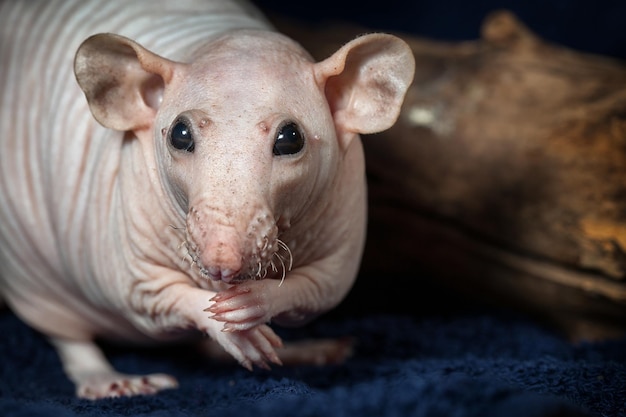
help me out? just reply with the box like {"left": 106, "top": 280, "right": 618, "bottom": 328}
{"left": 74, "top": 30, "right": 414, "bottom": 283}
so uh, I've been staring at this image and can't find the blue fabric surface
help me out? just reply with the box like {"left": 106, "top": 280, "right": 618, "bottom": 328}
{"left": 1, "top": 309, "right": 624, "bottom": 417}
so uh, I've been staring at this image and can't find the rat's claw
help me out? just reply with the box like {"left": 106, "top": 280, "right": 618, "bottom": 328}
{"left": 212, "top": 324, "right": 283, "bottom": 371}
{"left": 255, "top": 359, "right": 271, "bottom": 371}
{"left": 240, "top": 359, "right": 253, "bottom": 371}
{"left": 260, "top": 324, "right": 283, "bottom": 349}
{"left": 209, "top": 300, "right": 270, "bottom": 330}
{"left": 255, "top": 329, "right": 283, "bottom": 366}
{"left": 209, "top": 286, "right": 251, "bottom": 302}
{"left": 238, "top": 352, "right": 272, "bottom": 372}
{"left": 221, "top": 321, "right": 261, "bottom": 332}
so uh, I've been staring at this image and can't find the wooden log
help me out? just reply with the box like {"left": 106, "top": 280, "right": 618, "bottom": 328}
{"left": 272, "top": 11, "right": 626, "bottom": 341}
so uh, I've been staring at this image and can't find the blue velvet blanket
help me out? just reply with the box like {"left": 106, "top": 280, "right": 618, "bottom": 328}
{"left": 1, "top": 307, "right": 624, "bottom": 417}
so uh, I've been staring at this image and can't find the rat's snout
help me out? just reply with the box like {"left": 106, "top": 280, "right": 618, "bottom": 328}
{"left": 185, "top": 200, "right": 282, "bottom": 284}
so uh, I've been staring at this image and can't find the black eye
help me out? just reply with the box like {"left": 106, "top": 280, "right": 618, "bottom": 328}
{"left": 169, "top": 119, "right": 195, "bottom": 152}
{"left": 273, "top": 122, "right": 304, "bottom": 156}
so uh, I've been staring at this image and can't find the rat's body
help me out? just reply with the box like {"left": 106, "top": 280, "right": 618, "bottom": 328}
{"left": 0, "top": 0, "right": 414, "bottom": 398}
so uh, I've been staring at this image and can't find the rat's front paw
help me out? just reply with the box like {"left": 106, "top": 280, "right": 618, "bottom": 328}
{"left": 207, "top": 283, "right": 273, "bottom": 331}
{"left": 212, "top": 323, "right": 283, "bottom": 370}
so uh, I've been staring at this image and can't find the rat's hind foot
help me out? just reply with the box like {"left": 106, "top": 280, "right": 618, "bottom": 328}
{"left": 76, "top": 372, "right": 178, "bottom": 399}
{"left": 274, "top": 336, "right": 355, "bottom": 366}
{"left": 201, "top": 335, "right": 355, "bottom": 367}
{"left": 51, "top": 337, "right": 178, "bottom": 399}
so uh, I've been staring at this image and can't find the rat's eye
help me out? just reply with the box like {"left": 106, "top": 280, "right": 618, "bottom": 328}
{"left": 273, "top": 122, "right": 304, "bottom": 156}
{"left": 169, "top": 119, "right": 195, "bottom": 152}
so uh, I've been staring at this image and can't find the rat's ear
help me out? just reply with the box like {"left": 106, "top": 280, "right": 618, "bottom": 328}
{"left": 315, "top": 33, "right": 415, "bottom": 136}
{"left": 74, "top": 33, "right": 179, "bottom": 132}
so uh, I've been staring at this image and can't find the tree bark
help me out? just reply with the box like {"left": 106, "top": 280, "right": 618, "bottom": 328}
{"left": 273, "top": 10, "right": 626, "bottom": 341}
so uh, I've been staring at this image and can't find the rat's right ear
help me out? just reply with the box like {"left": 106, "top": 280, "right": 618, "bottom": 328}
{"left": 314, "top": 33, "right": 415, "bottom": 137}
{"left": 74, "top": 33, "right": 179, "bottom": 132}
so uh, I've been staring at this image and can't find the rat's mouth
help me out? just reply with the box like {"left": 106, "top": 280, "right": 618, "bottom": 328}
{"left": 200, "top": 265, "right": 240, "bottom": 283}
{"left": 189, "top": 237, "right": 293, "bottom": 285}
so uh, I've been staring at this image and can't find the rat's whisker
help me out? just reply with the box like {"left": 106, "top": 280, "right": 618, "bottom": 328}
{"left": 276, "top": 253, "right": 286, "bottom": 287}
{"left": 277, "top": 239, "right": 293, "bottom": 271}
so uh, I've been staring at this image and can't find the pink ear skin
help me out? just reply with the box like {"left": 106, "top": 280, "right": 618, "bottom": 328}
{"left": 74, "top": 33, "right": 179, "bottom": 132}
{"left": 314, "top": 33, "right": 415, "bottom": 143}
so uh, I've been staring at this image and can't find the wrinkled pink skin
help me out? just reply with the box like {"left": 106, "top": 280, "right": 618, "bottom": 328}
{"left": 0, "top": 1, "right": 414, "bottom": 399}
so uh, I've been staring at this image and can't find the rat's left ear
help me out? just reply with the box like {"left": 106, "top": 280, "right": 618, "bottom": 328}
{"left": 74, "top": 33, "right": 180, "bottom": 133}
{"left": 315, "top": 33, "right": 415, "bottom": 136}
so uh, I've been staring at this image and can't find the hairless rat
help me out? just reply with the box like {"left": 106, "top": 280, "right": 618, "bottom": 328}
{"left": 0, "top": 0, "right": 415, "bottom": 399}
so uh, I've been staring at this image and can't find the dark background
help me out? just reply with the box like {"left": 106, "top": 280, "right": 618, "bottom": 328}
{"left": 254, "top": 0, "right": 626, "bottom": 60}
{"left": 254, "top": 0, "right": 626, "bottom": 322}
